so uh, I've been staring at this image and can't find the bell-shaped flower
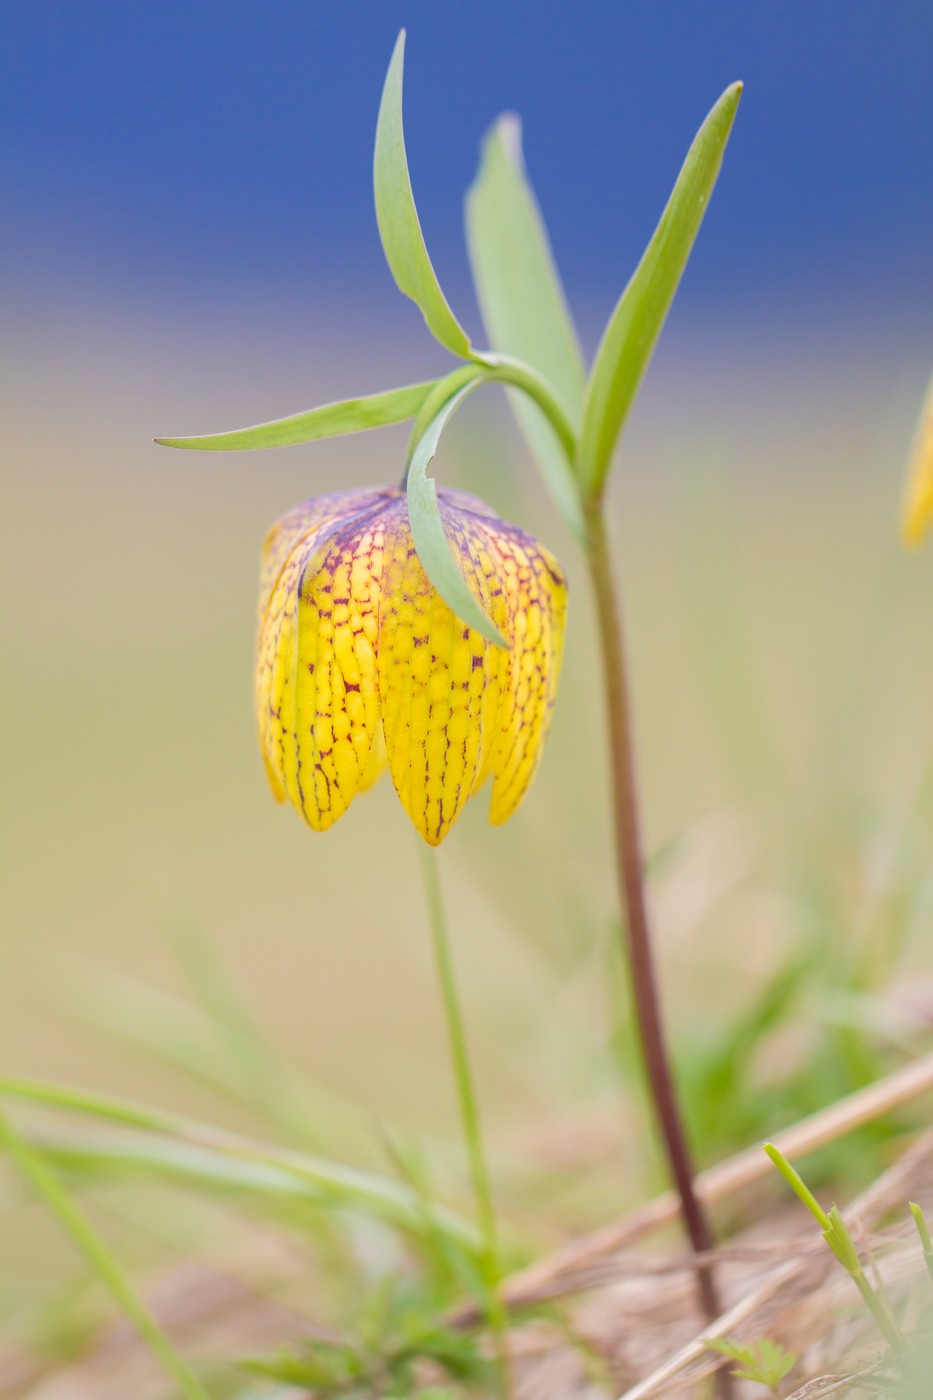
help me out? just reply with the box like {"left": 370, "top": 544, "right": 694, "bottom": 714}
{"left": 902, "top": 370, "right": 933, "bottom": 548}
{"left": 256, "top": 485, "right": 567, "bottom": 845}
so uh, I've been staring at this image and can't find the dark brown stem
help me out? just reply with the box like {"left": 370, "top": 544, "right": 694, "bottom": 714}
{"left": 583, "top": 496, "right": 729, "bottom": 1371}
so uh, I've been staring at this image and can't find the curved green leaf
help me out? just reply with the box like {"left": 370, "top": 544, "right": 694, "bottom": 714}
{"left": 466, "top": 114, "right": 585, "bottom": 414}
{"left": 466, "top": 116, "right": 585, "bottom": 542}
{"left": 374, "top": 31, "right": 473, "bottom": 358}
{"left": 155, "top": 379, "right": 437, "bottom": 451}
{"left": 405, "top": 364, "right": 491, "bottom": 470}
{"left": 579, "top": 82, "right": 742, "bottom": 498}
{"left": 406, "top": 384, "right": 509, "bottom": 648}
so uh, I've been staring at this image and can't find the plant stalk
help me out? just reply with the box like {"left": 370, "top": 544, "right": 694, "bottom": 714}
{"left": 852, "top": 1271, "right": 906, "bottom": 1354}
{"left": 418, "top": 844, "right": 512, "bottom": 1397}
{"left": 583, "top": 498, "right": 727, "bottom": 1345}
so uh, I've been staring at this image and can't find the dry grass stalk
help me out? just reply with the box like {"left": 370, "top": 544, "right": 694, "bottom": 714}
{"left": 782, "top": 1368, "right": 888, "bottom": 1400}
{"left": 7, "top": 1060, "right": 933, "bottom": 1398}
{"left": 478, "top": 1053, "right": 933, "bottom": 1323}
{"left": 546, "top": 1130, "right": 933, "bottom": 1400}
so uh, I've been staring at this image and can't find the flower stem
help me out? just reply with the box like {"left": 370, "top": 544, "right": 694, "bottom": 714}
{"left": 402, "top": 355, "right": 578, "bottom": 481}
{"left": 418, "top": 844, "right": 512, "bottom": 1397}
{"left": 583, "top": 498, "right": 729, "bottom": 1362}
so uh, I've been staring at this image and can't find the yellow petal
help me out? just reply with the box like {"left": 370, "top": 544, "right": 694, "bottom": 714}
{"left": 285, "top": 506, "right": 387, "bottom": 831}
{"left": 257, "top": 484, "right": 566, "bottom": 841}
{"left": 256, "top": 489, "right": 386, "bottom": 807}
{"left": 481, "top": 524, "right": 568, "bottom": 826}
{"left": 258, "top": 489, "right": 377, "bottom": 624}
{"left": 378, "top": 500, "right": 508, "bottom": 846}
{"left": 256, "top": 525, "right": 327, "bottom": 803}
{"left": 902, "top": 370, "right": 933, "bottom": 548}
{"left": 357, "top": 725, "right": 388, "bottom": 794}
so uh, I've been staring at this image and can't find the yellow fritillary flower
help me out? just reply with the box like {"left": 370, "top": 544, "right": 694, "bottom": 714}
{"left": 901, "top": 369, "right": 933, "bottom": 548}
{"left": 256, "top": 485, "right": 567, "bottom": 845}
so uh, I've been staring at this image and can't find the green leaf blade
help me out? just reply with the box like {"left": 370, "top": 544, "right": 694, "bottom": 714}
{"left": 155, "top": 380, "right": 438, "bottom": 451}
{"left": 374, "top": 31, "right": 472, "bottom": 358}
{"left": 0, "top": 1075, "right": 479, "bottom": 1248}
{"left": 466, "top": 114, "right": 585, "bottom": 414}
{"left": 579, "top": 82, "right": 742, "bottom": 498}
{"left": 465, "top": 115, "right": 585, "bottom": 540}
{"left": 406, "top": 384, "right": 510, "bottom": 648}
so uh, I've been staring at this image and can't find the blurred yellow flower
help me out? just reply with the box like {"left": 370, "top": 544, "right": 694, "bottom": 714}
{"left": 901, "top": 370, "right": 933, "bottom": 548}
{"left": 256, "top": 485, "right": 567, "bottom": 845}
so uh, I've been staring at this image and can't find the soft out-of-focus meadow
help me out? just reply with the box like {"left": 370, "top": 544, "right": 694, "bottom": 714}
{"left": 4, "top": 281, "right": 933, "bottom": 1344}
{"left": 4, "top": 9, "right": 933, "bottom": 1393}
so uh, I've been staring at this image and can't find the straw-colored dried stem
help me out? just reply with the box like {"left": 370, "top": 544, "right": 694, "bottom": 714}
{"left": 10, "top": 1125, "right": 933, "bottom": 1400}
{"left": 617, "top": 1128, "right": 933, "bottom": 1400}
{"left": 451, "top": 1052, "right": 933, "bottom": 1325}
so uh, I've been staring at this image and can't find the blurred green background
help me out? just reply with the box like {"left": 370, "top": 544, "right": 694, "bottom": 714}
{"left": 4, "top": 302, "right": 931, "bottom": 1169}
{"left": 2, "top": 3, "right": 933, "bottom": 1384}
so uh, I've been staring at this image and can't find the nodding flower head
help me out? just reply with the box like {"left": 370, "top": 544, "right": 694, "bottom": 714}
{"left": 902, "top": 371, "right": 933, "bottom": 548}
{"left": 256, "top": 485, "right": 567, "bottom": 845}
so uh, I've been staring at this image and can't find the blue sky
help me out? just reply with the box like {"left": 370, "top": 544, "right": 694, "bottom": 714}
{"left": 3, "top": 1, "right": 931, "bottom": 325}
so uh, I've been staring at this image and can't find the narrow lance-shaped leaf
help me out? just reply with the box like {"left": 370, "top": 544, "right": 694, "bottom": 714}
{"left": 466, "top": 114, "right": 585, "bottom": 413}
{"left": 406, "top": 384, "right": 510, "bottom": 648}
{"left": 466, "top": 114, "right": 586, "bottom": 541}
{"left": 155, "top": 379, "right": 438, "bottom": 451}
{"left": 579, "top": 82, "right": 743, "bottom": 498}
{"left": 0, "top": 1076, "right": 480, "bottom": 1248}
{"left": 374, "top": 31, "right": 473, "bottom": 358}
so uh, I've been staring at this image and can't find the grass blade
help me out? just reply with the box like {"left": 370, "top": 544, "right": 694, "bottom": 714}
{"left": 155, "top": 379, "right": 437, "bottom": 451}
{"left": 374, "top": 31, "right": 473, "bottom": 357}
{"left": 33, "top": 1130, "right": 370, "bottom": 1202}
{"left": 0, "top": 1104, "right": 211, "bottom": 1400}
{"left": 165, "top": 924, "right": 336, "bottom": 1152}
{"left": 579, "top": 82, "right": 742, "bottom": 498}
{"left": 64, "top": 958, "right": 375, "bottom": 1162}
{"left": 909, "top": 1202, "right": 933, "bottom": 1285}
{"left": 0, "top": 1077, "right": 479, "bottom": 1249}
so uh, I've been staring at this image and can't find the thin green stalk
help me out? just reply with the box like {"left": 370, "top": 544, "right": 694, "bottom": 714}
{"left": 909, "top": 1201, "right": 933, "bottom": 1285}
{"left": 763, "top": 1143, "right": 830, "bottom": 1228}
{"left": 402, "top": 354, "right": 578, "bottom": 481}
{"left": 582, "top": 498, "right": 728, "bottom": 1356}
{"left": 477, "top": 352, "right": 578, "bottom": 463}
{"left": 851, "top": 1273, "right": 906, "bottom": 1354}
{"left": 0, "top": 1103, "right": 211, "bottom": 1400}
{"left": 766, "top": 1145, "right": 906, "bottom": 1355}
{"left": 418, "top": 843, "right": 512, "bottom": 1397}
